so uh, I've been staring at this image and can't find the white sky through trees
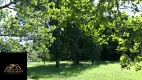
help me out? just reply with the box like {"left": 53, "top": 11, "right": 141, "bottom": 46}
{"left": 0, "top": 0, "right": 16, "bottom": 16}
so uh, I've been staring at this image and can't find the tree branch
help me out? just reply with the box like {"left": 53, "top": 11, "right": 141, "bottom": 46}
{"left": 0, "top": 1, "right": 14, "bottom": 9}
{"left": 115, "top": 0, "right": 125, "bottom": 28}
{"left": 115, "top": 0, "right": 123, "bottom": 22}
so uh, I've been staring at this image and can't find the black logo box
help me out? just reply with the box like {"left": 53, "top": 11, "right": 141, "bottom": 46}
{"left": 0, "top": 52, "right": 27, "bottom": 80}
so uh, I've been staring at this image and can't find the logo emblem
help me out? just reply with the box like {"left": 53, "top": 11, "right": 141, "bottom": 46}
{"left": 4, "top": 64, "right": 23, "bottom": 74}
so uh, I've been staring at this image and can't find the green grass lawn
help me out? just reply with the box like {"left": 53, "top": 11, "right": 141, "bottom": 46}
{"left": 27, "top": 61, "right": 142, "bottom": 80}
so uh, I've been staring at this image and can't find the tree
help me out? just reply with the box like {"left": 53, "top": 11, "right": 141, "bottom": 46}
{"left": 1, "top": 0, "right": 142, "bottom": 70}
{"left": 0, "top": 0, "right": 56, "bottom": 65}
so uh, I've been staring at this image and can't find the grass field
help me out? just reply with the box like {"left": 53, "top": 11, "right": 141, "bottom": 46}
{"left": 27, "top": 61, "right": 142, "bottom": 80}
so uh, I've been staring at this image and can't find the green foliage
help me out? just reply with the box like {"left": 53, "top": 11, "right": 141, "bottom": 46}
{"left": 0, "top": 38, "right": 23, "bottom": 52}
{"left": 120, "top": 54, "right": 131, "bottom": 67}
{"left": 1, "top": 0, "right": 142, "bottom": 70}
{"left": 0, "top": 0, "right": 56, "bottom": 62}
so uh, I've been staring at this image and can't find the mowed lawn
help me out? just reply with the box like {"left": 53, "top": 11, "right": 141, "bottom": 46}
{"left": 27, "top": 61, "right": 142, "bottom": 80}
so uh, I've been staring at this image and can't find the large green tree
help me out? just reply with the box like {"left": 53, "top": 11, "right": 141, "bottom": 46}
{"left": 1, "top": 0, "right": 142, "bottom": 70}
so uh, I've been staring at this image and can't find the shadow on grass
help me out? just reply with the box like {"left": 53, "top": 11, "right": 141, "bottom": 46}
{"left": 93, "top": 61, "right": 118, "bottom": 66}
{"left": 28, "top": 61, "right": 117, "bottom": 79}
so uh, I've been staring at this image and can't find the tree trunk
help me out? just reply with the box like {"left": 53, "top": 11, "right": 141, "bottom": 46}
{"left": 73, "top": 58, "right": 76, "bottom": 65}
{"left": 91, "top": 41, "right": 94, "bottom": 65}
{"left": 56, "top": 52, "right": 60, "bottom": 68}
{"left": 44, "top": 60, "right": 45, "bottom": 64}
{"left": 44, "top": 52, "right": 46, "bottom": 64}
{"left": 72, "top": 55, "right": 77, "bottom": 65}
{"left": 76, "top": 52, "right": 79, "bottom": 64}
{"left": 91, "top": 59, "right": 94, "bottom": 65}
{"left": 56, "top": 58, "right": 60, "bottom": 68}
{"left": 72, "top": 53, "right": 79, "bottom": 65}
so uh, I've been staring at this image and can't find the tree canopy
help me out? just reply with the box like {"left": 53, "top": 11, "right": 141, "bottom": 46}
{"left": 1, "top": 0, "right": 142, "bottom": 70}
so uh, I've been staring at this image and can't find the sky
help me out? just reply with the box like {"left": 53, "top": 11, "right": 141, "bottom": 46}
{"left": 0, "top": 0, "right": 16, "bottom": 16}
